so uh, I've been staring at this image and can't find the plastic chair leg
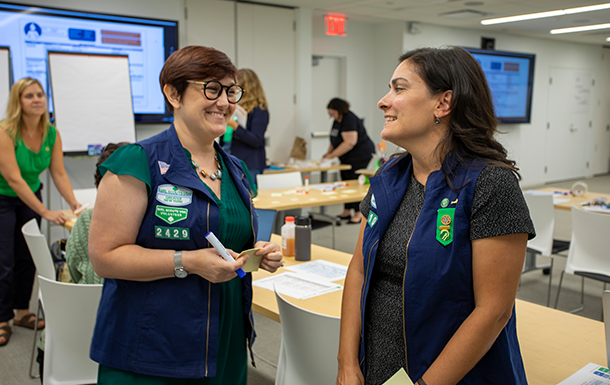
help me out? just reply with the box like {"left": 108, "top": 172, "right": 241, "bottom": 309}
{"left": 546, "top": 258, "right": 554, "bottom": 307}
{"left": 28, "top": 301, "right": 41, "bottom": 379}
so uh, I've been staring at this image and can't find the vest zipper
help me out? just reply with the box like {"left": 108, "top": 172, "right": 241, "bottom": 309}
{"left": 403, "top": 205, "right": 422, "bottom": 376}
{"left": 247, "top": 187, "right": 257, "bottom": 367}
{"left": 360, "top": 239, "right": 379, "bottom": 369}
{"left": 205, "top": 201, "right": 211, "bottom": 376}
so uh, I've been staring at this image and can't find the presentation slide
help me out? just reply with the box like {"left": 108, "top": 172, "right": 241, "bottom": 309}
{"left": 0, "top": 8, "right": 168, "bottom": 115}
{"left": 472, "top": 54, "right": 532, "bottom": 119}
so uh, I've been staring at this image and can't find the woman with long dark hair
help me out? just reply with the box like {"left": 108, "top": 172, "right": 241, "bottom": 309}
{"left": 337, "top": 47, "right": 535, "bottom": 385}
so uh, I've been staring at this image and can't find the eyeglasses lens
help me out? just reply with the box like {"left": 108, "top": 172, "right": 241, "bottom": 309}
{"left": 203, "top": 81, "right": 243, "bottom": 104}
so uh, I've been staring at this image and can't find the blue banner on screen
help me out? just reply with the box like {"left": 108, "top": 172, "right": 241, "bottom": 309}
{"left": 464, "top": 48, "right": 535, "bottom": 124}
{"left": 0, "top": 2, "right": 178, "bottom": 123}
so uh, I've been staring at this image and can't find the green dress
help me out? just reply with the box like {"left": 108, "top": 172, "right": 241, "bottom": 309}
{"left": 97, "top": 145, "right": 253, "bottom": 385}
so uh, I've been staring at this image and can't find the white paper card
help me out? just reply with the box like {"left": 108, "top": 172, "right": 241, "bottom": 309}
{"left": 557, "top": 363, "right": 610, "bottom": 384}
{"left": 253, "top": 272, "right": 342, "bottom": 299}
{"left": 285, "top": 260, "right": 348, "bottom": 281}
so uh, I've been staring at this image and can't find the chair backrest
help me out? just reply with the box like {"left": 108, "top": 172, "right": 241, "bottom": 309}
{"left": 523, "top": 191, "right": 556, "bottom": 256}
{"left": 274, "top": 288, "right": 340, "bottom": 385}
{"left": 565, "top": 206, "right": 610, "bottom": 276}
{"left": 256, "top": 171, "right": 303, "bottom": 190}
{"left": 603, "top": 290, "right": 610, "bottom": 368}
{"left": 73, "top": 188, "right": 98, "bottom": 208}
{"left": 38, "top": 275, "right": 103, "bottom": 385}
{"left": 22, "top": 219, "right": 56, "bottom": 280}
{"left": 256, "top": 208, "right": 277, "bottom": 242}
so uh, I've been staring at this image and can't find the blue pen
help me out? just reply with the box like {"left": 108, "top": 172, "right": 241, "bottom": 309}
{"left": 205, "top": 231, "right": 246, "bottom": 278}
{"left": 553, "top": 191, "right": 568, "bottom": 196}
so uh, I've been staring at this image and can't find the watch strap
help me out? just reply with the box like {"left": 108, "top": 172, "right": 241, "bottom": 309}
{"left": 174, "top": 250, "right": 187, "bottom": 277}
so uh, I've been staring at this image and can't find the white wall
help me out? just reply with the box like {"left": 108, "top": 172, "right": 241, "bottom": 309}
{"left": 394, "top": 23, "right": 610, "bottom": 187}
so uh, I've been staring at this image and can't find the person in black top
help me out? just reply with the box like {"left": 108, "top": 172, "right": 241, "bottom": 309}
{"left": 323, "top": 98, "right": 375, "bottom": 224}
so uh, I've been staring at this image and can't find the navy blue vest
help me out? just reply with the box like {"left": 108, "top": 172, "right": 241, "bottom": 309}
{"left": 360, "top": 154, "right": 527, "bottom": 384}
{"left": 90, "top": 125, "right": 258, "bottom": 379}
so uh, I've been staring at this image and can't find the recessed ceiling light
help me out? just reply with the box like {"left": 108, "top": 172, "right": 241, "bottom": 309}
{"left": 606, "top": 36, "right": 610, "bottom": 41}
{"left": 551, "top": 23, "right": 610, "bottom": 34}
{"left": 481, "top": 3, "right": 610, "bottom": 25}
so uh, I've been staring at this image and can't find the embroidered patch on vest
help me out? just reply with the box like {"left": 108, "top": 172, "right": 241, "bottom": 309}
{"left": 436, "top": 208, "right": 455, "bottom": 246}
{"left": 441, "top": 198, "right": 449, "bottom": 208}
{"left": 158, "top": 161, "right": 170, "bottom": 175}
{"left": 155, "top": 205, "right": 188, "bottom": 225}
{"left": 156, "top": 184, "right": 192, "bottom": 206}
{"left": 371, "top": 194, "right": 377, "bottom": 209}
{"left": 367, "top": 211, "right": 378, "bottom": 227}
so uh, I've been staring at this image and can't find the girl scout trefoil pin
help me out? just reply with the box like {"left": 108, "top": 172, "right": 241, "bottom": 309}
{"left": 437, "top": 198, "right": 455, "bottom": 246}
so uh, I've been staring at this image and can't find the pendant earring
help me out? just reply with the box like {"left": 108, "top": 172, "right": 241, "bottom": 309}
{"left": 434, "top": 117, "right": 440, "bottom": 125}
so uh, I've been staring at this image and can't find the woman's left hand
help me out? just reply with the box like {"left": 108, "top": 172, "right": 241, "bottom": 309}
{"left": 254, "top": 241, "right": 283, "bottom": 273}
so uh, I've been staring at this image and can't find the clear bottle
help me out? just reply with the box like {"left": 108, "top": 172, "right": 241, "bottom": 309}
{"left": 281, "top": 216, "right": 296, "bottom": 257}
{"left": 295, "top": 216, "right": 312, "bottom": 261}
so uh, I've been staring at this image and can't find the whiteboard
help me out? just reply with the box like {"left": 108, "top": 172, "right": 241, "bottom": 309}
{"left": 48, "top": 52, "right": 136, "bottom": 153}
{"left": 0, "top": 47, "right": 10, "bottom": 121}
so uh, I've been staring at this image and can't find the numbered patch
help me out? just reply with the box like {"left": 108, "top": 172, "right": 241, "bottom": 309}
{"left": 155, "top": 226, "right": 190, "bottom": 240}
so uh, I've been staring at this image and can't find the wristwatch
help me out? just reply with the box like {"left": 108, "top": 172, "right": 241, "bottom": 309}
{"left": 173, "top": 250, "right": 188, "bottom": 278}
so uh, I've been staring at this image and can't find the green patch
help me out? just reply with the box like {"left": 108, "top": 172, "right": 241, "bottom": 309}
{"left": 436, "top": 208, "right": 455, "bottom": 246}
{"left": 155, "top": 205, "right": 188, "bottom": 225}
{"left": 367, "top": 211, "right": 378, "bottom": 227}
{"left": 155, "top": 226, "right": 190, "bottom": 240}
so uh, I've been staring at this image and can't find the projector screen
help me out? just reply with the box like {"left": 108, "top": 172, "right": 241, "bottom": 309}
{"left": 464, "top": 48, "right": 535, "bottom": 124}
{"left": 0, "top": 2, "right": 178, "bottom": 123}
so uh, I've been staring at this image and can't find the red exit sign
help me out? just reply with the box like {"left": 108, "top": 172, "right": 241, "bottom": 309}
{"left": 325, "top": 15, "right": 346, "bottom": 36}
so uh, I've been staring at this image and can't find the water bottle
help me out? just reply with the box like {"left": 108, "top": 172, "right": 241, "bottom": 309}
{"left": 281, "top": 216, "right": 295, "bottom": 257}
{"left": 294, "top": 216, "right": 312, "bottom": 261}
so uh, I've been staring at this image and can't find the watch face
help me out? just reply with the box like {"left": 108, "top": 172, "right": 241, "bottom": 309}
{"left": 174, "top": 268, "right": 188, "bottom": 278}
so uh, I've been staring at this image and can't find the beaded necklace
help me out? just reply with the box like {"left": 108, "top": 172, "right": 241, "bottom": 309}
{"left": 191, "top": 154, "right": 222, "bottom": 181}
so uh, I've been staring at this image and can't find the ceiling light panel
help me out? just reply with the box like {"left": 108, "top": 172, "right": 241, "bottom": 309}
{"left": 481, "top": 2, "right": 610, "bottom": 25}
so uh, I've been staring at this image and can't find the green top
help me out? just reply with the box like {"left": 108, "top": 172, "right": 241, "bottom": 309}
{"left": 98, "top": 143, "right": 253, "bottom": 383}
{"left": 0, "top": 125, "right": 57, "bottom": 197}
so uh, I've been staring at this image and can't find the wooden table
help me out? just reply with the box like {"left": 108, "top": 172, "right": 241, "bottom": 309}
{"left": 264, "top": 164, "right": 351, "bottom": 176}
{"left": 253, "top": 235, "right": 606, "bottom": 385}
{"left": 252, "top": 179, "right": 368, "bottom": 211}
{"left": 538, "top": 187, "right": 610, "bottom": 211}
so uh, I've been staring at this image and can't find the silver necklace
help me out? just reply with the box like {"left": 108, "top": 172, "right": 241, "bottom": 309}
{"left": 191, "top": 154, "right": 222, "bottom": 181}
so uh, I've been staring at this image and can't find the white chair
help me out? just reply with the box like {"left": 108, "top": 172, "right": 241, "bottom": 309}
{"left": 22, "top": 218, "right": 56, "bottom": 378}
{"left": 256, "top": 171, "right": 303, "bottom": 190}
{"left": 38, "top": 275, "right": 102, "bottom": 385}
{"left": 554, "top": 206, "right": 610, "bottom": 313}
{"left": 522, "top": 192, "right": 570, "bottom": 306}
{"left": 274, "top": 288, "right": 340, "bottom": 385}
{"left": 257, "top": 172, "right": 303, "bottom": 233}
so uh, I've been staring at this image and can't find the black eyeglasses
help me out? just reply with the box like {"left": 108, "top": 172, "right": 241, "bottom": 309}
{"left": 187, "top": 80, "right": 244, "bottom": 104}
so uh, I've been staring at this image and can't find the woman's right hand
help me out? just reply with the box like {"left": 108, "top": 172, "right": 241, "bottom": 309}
{"left": 336, "top": 364, "right": 364, "bottom": 385}
{"left": 42, "top": 210, "right": 67, "bottom": 225}
{"left": 184, "top": 248, "right": 248, "bottom": 283}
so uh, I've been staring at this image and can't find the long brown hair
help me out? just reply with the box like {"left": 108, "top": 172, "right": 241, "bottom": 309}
{"left": 1, "top": 77, "right": 50, "bottom": 143}
{"left": 398, "top": 46, "right": 520, "bottom": 179}
{"left": 238, "top": 68, "right": 268, "bottom": 113}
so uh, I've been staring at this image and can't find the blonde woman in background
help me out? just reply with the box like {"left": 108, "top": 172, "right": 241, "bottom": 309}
{"left": 0, "top": 77, "right": 81, "bottom": 346}
{"left": 225, "top": 68, "right": 269, "bottom": 182}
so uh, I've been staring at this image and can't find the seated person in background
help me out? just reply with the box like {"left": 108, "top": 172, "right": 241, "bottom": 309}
{"left": 36, "top": 142, "right": 129, "bottom": 381}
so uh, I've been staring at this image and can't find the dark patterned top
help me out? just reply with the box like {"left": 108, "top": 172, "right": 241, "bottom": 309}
{"left": 359, "top": 165, "right": 535, "bottom": 385}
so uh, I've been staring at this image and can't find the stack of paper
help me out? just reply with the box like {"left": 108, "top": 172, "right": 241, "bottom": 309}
{"left": 253, "top": 260, "right": 347, "bottom": 299}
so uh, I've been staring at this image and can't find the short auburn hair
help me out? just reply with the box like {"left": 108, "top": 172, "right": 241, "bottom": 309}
{"left": 159, "top": 46, "right": 238, "bottom": 113}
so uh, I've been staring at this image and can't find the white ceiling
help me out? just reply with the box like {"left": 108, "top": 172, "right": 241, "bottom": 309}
{"left": 250, "top": 0, "right": 610, "bottom": 46}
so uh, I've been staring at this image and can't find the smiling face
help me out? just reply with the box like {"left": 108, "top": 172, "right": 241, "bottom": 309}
{"left": 20, "top": 83, "right": 46, "bottom": 119}
{"left": 169, "top": 76, "right": 237, "bottom": 139}
{"left": 378, "top": 60, "right": 448, "bottom": 150}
